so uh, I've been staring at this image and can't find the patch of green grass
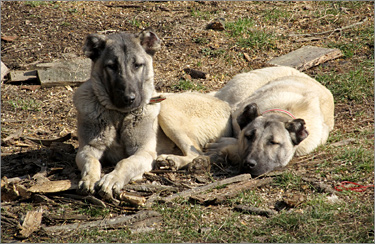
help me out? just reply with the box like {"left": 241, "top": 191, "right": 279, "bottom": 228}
{"left": 25, "top": 1, "right": 50, "bottom": 7}
{"left": 225, "top": 17, "right": 275, "bottom": 49}
{"left": 7, "top": 98, "right": 41, "bottom": 112}
{"left": 331, "top": 146, "right": 374, "bottom": 182}
{"left": 193, "top": 37, "right": 209, "bottom": 45}
{"left": 328, "top": 25, "right": 374, "bottom": 59}
{"left": 77, "top": 205, "right": 110, "bottom": 218}
{"left": 60, "top": 22, "right": 71, "bottom": 27}
{"left": 229, "top": 190, "right": 264, "bottom": 208}
{"left": 273, "top": 172, "right": 303, "bottom": 190}
{"left": 263, "top": 8, "right": 290, "bottom": 22}
{"left": 266, "top": 194, "right": 374, "bottom": 243}
{"left": 315, "top": 62, "right": 374, "bottom": 103}
{"left": 191, "top": 9, "right": 213, "bottom": 20}
{"left": 172, "top": 79, "right": 206, "bottom": 91}
{"left": 128, "top": 18, "right": 149, "bottom": 29}
{"left": 200, "top": 47, "right": 225, "bottom": 58}
{"left": 226, "top": 17, "right": 255, "bottom": 37}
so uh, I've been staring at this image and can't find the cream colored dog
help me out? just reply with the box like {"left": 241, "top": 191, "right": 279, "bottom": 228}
{"left": 208, "top": 66, "right": 335, "bottom": 176}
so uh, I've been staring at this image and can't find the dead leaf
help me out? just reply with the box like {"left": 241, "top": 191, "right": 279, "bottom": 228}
{"left": 18, "top": 207, "right": 43, "bottom": 239}
{"left": 1, "top": 35, "right": 18, "bottom": 42}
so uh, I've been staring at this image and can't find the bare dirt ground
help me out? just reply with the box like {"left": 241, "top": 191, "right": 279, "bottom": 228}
{"left": 1, "top": 1, "right": 374, "bottom": 243}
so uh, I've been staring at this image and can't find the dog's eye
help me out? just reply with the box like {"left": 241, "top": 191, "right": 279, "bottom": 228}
{"left": 269, "top": 139, "right": 280, "bottom": 146}
{"left": 134, "top": 63, "right": 144, "bottom": 70}
{"left": 245, "top": 130, "right": 256, "bottom": 141}
{"left": 106, "top": 62, "right": 117, "bottom": 70}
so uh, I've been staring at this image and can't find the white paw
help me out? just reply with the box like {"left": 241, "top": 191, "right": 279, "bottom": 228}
{"left": 96, "top": 172, "right": 128, "bottom": 200}
{"left": 78, "top": 173, "right": 100, "bottom": 195}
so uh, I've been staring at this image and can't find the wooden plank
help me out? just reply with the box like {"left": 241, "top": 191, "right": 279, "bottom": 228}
{"left": 268, "top": 46, "right": 343, "bottom": 71}
{"left": 37, "top": 58, "right": 91, "bottom": 87}
{"left": 8, "top": 70, "right": 38, "bottom": 83}
{"left": 1, "top": 61, "right": 9, "bottom": 81}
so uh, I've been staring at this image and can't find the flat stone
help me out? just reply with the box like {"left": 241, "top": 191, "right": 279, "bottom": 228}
{"left": 268, "top": 45, "right": 343, "bottom": 71}
{"left": 37, "top": 58, "right": 91, "bottom": 87}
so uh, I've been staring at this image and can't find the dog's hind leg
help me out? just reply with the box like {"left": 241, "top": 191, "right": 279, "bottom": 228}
{"left": 156, "top": 132, "right": 203, "bottom": 170}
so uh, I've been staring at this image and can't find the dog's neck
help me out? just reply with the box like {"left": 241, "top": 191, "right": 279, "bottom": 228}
{"left": 261, "top": 108, "right": 296, "bottom": 119}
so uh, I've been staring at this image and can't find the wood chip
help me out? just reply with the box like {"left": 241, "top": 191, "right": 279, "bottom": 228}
{"left": 243, "top": 53, "right": 251, "bottom": 62}
{"left": 1, "top": 35, "right": 18, "bottom": 42}
{"left": 268, "top": 45, "right": 343, "bottom": 71}
{"left": 18, "top": 207, "right": 43, "bottom": 239}
{"left": 27, "top": 180, "right": 78, "bottom": 193}
{"left": 119, "top": 192, "right": 146, "bottom": 207}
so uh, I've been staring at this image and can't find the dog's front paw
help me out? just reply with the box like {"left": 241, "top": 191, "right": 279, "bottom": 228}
{"left": 95, "top": 172, "right": 128, "bottom": 200}
{"left": 155, "top": 155, "right": 178, "bottom": 170}
{"left": 189, "top": 155, "right": 211, "bottom": 174}
{"left": 78, "top": 174, "right": 100, "bottom": 195}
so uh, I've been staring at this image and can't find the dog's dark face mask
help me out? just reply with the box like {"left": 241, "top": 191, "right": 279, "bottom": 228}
{"left": 236, "top": 103, "right": 309, "bottom": 176}
{"left": 83, "top": 29, "right": 161, "bottom": 112}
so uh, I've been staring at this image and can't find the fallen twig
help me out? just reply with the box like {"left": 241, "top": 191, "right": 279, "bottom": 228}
{"left": 234, "top": 205, "right": 276, "bottom": 217}
{"left": 301, "top": 177, "right": 336, "bottom": 194}
{"left": 42, "top": 210, "right": 161, "bottom": 234}
{"left": 289, "top": 18, "right": 368, "bottom": 37}
{"left": 159, "top": 174, "right": 252, "bottom": 203}
{"left": 124, "top": 183, "right": 178, "bottom": 193}
{"left": 190, "top": 177, "right": 273, "bottom": 205}
{"left": 25, "top": 133, "right": 72, "bottom": 147}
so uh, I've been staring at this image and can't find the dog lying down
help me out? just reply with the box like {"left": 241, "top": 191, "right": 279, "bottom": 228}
{"left": 207, "top": 66, "right": 335, "bottom": 176}
{"left": 74, "top": 30, "right": 333, "bottom": 200}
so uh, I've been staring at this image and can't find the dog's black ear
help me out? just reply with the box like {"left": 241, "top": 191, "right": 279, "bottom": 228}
{"left": 237, "top": 103, "right": 260, "bottom": 130}
{"left": 285, "top": 119, "right": 309, "bottom": 145}
{"left": 138, "top": 28, "right": 161, "bottom": 56}
{"left": 83, "top": 34, "right": 107, "bottom": 61}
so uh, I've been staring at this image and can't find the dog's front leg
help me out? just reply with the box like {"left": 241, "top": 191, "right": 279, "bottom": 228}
{"left": 96, "top": 149, "right": 155, "bottom": 200}
{"left": 76, "top": 145, "right": 104, "bottom": 195}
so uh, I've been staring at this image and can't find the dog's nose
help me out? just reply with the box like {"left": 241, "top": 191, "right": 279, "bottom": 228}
{"left": 244, "top": 159, "right": 257, "bottom": 168}
{"left": 124, "top": 93, "right": 136, "bottom": 104}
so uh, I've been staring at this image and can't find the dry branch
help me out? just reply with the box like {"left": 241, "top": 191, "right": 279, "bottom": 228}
{"left": 288, "top": 18, "right": 368, "bottom": 37}
{"left": 234, "top": 205, "right": 276, "bottom": 217}
{"left": 190, "top": 177, "right": 273, "bottom": 205}
{"left": 159, "top": 174, "right": 252, "bottom": 203}
{"left": 42, "top": 210, "right": 161, "bottom": 234}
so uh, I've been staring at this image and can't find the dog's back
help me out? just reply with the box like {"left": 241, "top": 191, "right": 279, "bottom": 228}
{"left": 214, "top": 66, "right": 307, "bottom": 107}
